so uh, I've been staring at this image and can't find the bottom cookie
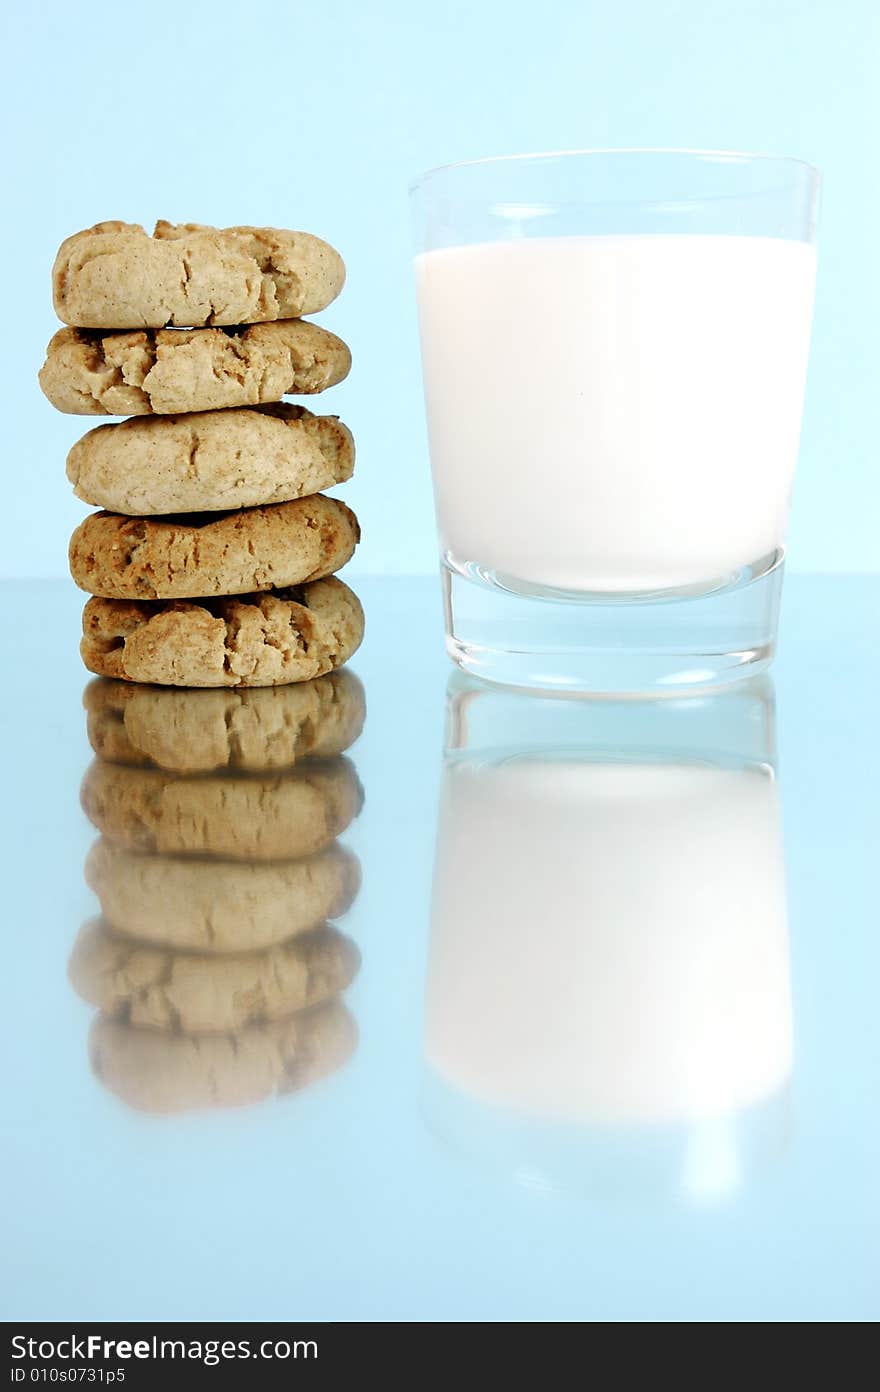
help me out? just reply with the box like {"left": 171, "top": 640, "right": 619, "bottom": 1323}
{"left": 81, "top": 577, "right": 364, "bottom": 687}
{"left": 88, "top": 999, "right": 357, "bottom": 1114}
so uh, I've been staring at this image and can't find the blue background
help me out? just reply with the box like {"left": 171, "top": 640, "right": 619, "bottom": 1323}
{"left": 2, "top": 0, "right": 877, "bottom": 578}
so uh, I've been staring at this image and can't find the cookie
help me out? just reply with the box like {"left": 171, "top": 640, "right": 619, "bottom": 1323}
{"left": 84, "top": 837, "right": 361, "bottom": 953}
{"left": 70, "top": 495, "right": 359, "bottom": 600}
{"left": 83, "top": 670, "right": 366, "bottom": 772}
{"left": 81, "top": 578, "right": 364, "bottom": 687}
{"left": 70, "top": 918, "right": 360, "bottom": 1034}
{"left": 41, "top": 321, "right": 351, "bottom": 416}
{"left": 88, "top": 1000, "right": 357, "bottom": 1114}
{"left": 80, "top": 756, "right": 363, "bottom": 860}
{"left": 67, "top": 404, "right": 354, "bottom": 517}
{"left": 53, "top": 221, "right": 345, "bottom": 328}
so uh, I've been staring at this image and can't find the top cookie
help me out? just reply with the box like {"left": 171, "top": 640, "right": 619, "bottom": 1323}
{"left": 53, "top": 221, "right": 345, "bottom": 328}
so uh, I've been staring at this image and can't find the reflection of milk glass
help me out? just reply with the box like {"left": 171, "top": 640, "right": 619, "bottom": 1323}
{"left": 424, "top": 676, "right": 793, "bottom": 1200}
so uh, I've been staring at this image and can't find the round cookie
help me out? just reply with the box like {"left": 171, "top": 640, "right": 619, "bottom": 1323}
{"left": 88, "top": 1000, "right": 358, "bottom": 1114}
{"left": 70, "top": 495, "right": 360, "bottom": 601}
{"left": 80, "top": 756, "right": 363, "bottom": 860}
{"left": 83, "top": 670, "right": 366, "bottom": 772}
{"left": 53, "top": 220, "right": 345, "bottom": 328}
{"left": 41, "top": 321, "right": 351, "bottom": 416}
{"left": 70, "top": 918, "right": 361, "bottom": 1034}
{"left": 66, "top": 404, "right": 355, "bottom": 516}
{"left": 84, "top": 837, "right": 361, "bottom": 953}
{"left": 81, "top": 578, "right": 364, "bottom": 688}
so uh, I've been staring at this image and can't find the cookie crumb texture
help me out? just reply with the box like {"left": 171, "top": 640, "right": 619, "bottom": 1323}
{"left": 81, "top": 577, "right": 365, "bottom": 687}
{"left": 53, "top": 221, "right": 345, "bottom": 328}
{"left": 70, "top": 495, "right": 360, "bottom": 600}
{"left": 88, "top": 999, "right": 358, "bottom": 1113}
{"left": 80, "top": 756, "right": 364, "bottom": 861}
{"left": 67, "top": 404, "right": 355, "bottom": 517}
{"left": 83, "top": 670, "right": 366, "bottom": 772}
{"left": 40, "top": 321, "right": 351, "bottom": 416}
{"left": 85, "top": 837, "right": 361, "bottom": 953}
{"left": 70, "top": 918, "right": 360, "bottom": 1034}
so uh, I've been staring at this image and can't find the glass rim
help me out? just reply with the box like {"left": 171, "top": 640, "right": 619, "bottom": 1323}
{"left": 409, "top": 146, "right": 820, "bottom": 196}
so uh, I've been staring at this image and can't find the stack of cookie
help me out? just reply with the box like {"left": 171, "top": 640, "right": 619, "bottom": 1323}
{"left": 40, "top": 220, "right": 364, "bottom": 687}
{"left": 69, "top": 672, "right": 365, "bottom": 1115}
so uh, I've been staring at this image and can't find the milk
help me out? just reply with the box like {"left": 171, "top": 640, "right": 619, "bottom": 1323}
{"left": 426, "top": 757, "right": 792, "bottom": 1126}
{"left": 416, "top": 236, "right": 816, "bottom": 592}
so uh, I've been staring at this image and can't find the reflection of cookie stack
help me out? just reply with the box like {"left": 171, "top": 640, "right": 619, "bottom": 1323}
{"left": 40, "top": 220, "right": 364, "bottom": 686}
{"left": 70, "top": 671, "right": 365, "bottom": 1114}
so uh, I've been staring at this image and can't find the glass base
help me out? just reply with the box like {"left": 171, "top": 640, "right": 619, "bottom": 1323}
{"left": 442, "top": 549, "right": 785, "bottom": 696}
{"left": 422, "top": 1068, "right": 792, "bottom": 1205}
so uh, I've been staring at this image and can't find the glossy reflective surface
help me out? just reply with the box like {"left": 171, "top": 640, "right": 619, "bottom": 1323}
{"left": 1, "top": 577, "right": 877, "bottom": 1321}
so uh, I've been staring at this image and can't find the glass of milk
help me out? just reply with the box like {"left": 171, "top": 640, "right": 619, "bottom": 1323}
{"left": 423, "top": 673, "right": 794, "bottom": 1201}
{"left": 411, "top": 150, "right": 819, "bottom": 694}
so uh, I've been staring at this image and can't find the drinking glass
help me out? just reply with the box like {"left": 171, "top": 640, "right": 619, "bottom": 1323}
{"left": 411, "top": 149, "right": 819, "bottom": 694}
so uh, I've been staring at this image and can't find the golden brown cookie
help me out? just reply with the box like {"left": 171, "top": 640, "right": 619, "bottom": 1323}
{"left": 66, "top": 404, "right": 354, "bottom": 516}
{"left": 81, "top": 578, "right": 364, "bottom": 687}
{"left": 70, "top": 918, "right": 360, "bottom": 1034}
{"left": 70, "top": 495, "right": 359, "bottom": 601}
{"left": 53, "top": 221, "right": 345, "bottom": 328}
{"left": 80, "top": 756, "right": 363, "bottom": 860}
{"left": 40, "top": 321, "right": 351, "bottom": 416}
{"left": 88, "top": 1000, "right": 358, "bottom": 1114}
{"left": 84, "top": 837, "right": 361, "bottom": 953}
{"left": 83, "top": 671, "right": 366, "bottom": 772}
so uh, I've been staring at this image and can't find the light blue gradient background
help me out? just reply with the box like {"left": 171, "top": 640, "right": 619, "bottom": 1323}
{"left": 2, "top": 0, "right": 877, "bottom": 578}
